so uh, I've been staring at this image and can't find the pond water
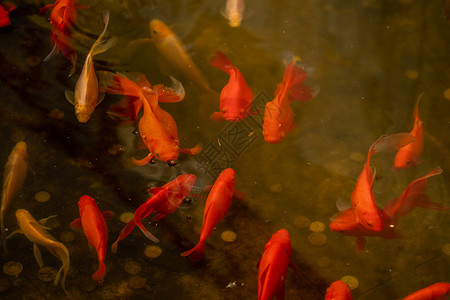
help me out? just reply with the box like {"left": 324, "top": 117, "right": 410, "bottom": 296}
{"left": 0, "top": 0, "right": 449, "bottom": 299}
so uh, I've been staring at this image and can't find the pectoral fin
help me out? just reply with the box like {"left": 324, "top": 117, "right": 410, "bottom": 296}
{"left": 69, "top": 218, "right": 82, "bottom": 229}
{"left": 102, "top": 211, "right": 115, "bottom": 220}
{"left": 33, "top": 244, "right": 44, "bottom": 268}
{"left": 65, "top": 90, "right": 75, "bottom": 105}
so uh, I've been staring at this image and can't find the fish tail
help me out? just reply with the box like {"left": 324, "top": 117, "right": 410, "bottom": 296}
{"left": 135, "top": 219, "right": 160, "bottom": 243}
{"left": 91, "top": 262, "right": 105, "bottom": 286}
{"left": 369, "top": 133, "right": 415, "bottom": 158}
{"left": 209, "top": 51, "right": 233, "bottom": 73}
{"left": 53, "top": 244, "right": 70, "bottom": 295}
{"left": 0, "top": 215, "right": 6, "bottom": 254}
{"left": 99, "top": 72, "right": 143, "bottom": 98}
{"left": 90, "top": 11, "right": 117, "bottom": 57}
{"left": 111, "top": 219, "right": 136, "bottom": 253}
{"left": 180, "top": 241, "right": 206, "bottom": 261}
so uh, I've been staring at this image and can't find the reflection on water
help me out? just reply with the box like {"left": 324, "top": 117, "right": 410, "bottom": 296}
{"left": 0, "top": 0, "right": 449, "bottom": 299}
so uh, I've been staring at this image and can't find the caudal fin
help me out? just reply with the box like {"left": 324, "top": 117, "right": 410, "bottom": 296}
{"left": 91, "top": 262, "right": 106, "bottom": 286}
{"left": 111, "top": 219, "right": 136, "bottom": 253}
{"left": 209, "top": 51, "right": 233, "bottom": 73}
{"left": 180, "top": 241, "right": 206, "bottom": 261}
{"left": 368, "top": 133, "right": 415, "bottom": 160}
{"left": 90, "top": 11, "right": 117, "bottom": 57}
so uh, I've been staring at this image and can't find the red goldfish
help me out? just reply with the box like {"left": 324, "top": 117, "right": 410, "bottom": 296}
{"left": 262, "top": 53, "right": 317, "bottom": 143}
{"left": 181, "top": 168, "right": 238, "bottom": 261}
{"left": 402, "top": 282, "right": 450, "bottom": 300}
{"left": 325, "top": 280, "right": 353, "bottom": 300}
{"left": 394, "top": 94, "right": 424, "bottom": 169}
{"left": 111, "top": 174, "right": 196, "bottom": 253}
{"left": 330, "top": 167, "right": 449, "bottom": 253}
{"left": 257, "top": 229, "right": 297, "bottom": 300}
{"left": 40, "top": 0, "right": 84, "bottom": 75}
{"left": 1, "top": 141, "right": 28, "bottom": 254}
{"left": 350, "top": 133, "right": 414, "bottom": 232}
{"left": 65, "top": 10, "right": 116, "bottom": 123}
{"left": 209, "top": 51, "right": 254, "bottom": 121}
{"left": 70, "top": 195, "right": 114, "bottom": 285}
{"left": 100, "top": 72, "right": 201, "bottom": 165}
{"left": 0, "top": 2, "right": 16, "bottom": 27}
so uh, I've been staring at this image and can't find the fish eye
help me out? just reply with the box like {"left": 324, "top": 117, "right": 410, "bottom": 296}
{"left": 152, "top": 29, "right": 158, "bottom": 35}
{"left": 132, "top": 129, "right": 138, "bottom": 135}
{"left": 168, "top": 160, "right": 177, "bottom": 166}
{"left": 150, "top": 157, "right": 157, "bottom": 164}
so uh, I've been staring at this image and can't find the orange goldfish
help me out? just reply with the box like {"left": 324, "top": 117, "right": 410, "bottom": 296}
{"left": 325, "top": 280, "right": 353, "bottom": 300}
{"left": 69, "top": 195, "right": 114, "bottom": 285}
{"left": 111, "top": 174, "right": 196, "bottom": 252}
{"left": 65, "top": 10, "right": 116, "bottom": 123}
{"left": 40, "top": 0, "right": 83, "bottom": 75}
{"left": 222, "top": 0, "right": 245, "bottom": 27}
{"left": 100, "top": 72, "right": 201, "bottom": 165}
{"left": 209, "top": 51, "right": 254, "bottom": 121}
{"left": 394, "top": 94, "right": 424, "bottom": 169}
{"left": 401, "top": 282, "right": 450, "bottom": 300}
{"left": 330, "top": 167, "right": 449, "bottom": 253}
{"left": 149, "top": 19, "right": 211, "bottom": 91}
{"left": 262, "top": 54, "right": 317, "bottom": 143}
{"left": 257, "top": 229, "right": 297, "bottom": 300}
{"left": 0, "top": 2, "right": 16, "bottom": 27}
{"left": 1, "top": 141, "right": 28, "bottom": 254}
{"left": 11, "top": 209, "right": 70, "bottom": 297}
{"left": 181, "top": 168, "right": 237, "bottom": 261}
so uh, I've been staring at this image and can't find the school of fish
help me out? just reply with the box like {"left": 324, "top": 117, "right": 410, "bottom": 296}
{"left": 0, "top": 1, "right": 449, "bottom": 299}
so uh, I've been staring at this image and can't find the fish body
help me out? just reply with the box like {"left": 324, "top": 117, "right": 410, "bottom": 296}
{"left": 262, "top": 56, "right": 315, "bottom": 143}
{"left": 223, "top": 0, "right": 245, "bottom": 27}
{"left": 209, "top": 51, "right": 254, "bottom": 121}
{"left": 69, "top": 195, "right": 114, "bottom": 285}
{"left": 325, "top": 280, "right": 353, "bottom": 300}
{"left": 66, "top": 10, "right": 116, "bottom": 123}
{"left": 149, "top": 19, "right": 211, "bottom": 91}
{"left": 15, "top": 209, "right": 70, "bottom": 295}
{"left": 111, "top": 174, "right": 196, "bottom": 252}
{"left": 0, "top": 2, "right": 16, "bottom": 27}
{"left": 402, "top": 282, "right": 450, "bottom": 300}
{"left": 394, "top": 95, "right": 424, "bottom": 169}
{"left": 181, "top": 168, "right": 236, "bottom": 261}
{"left": 1, "top": 141, "right": 28, "bottom": 253}
{"left": 257, "top": 229, "right": 296, "bottom": 300}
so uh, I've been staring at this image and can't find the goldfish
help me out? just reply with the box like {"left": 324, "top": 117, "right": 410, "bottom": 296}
{"left": 401, "top": 282, "right": 450, "bottom": 300}
{"left": 181, "top": 168, "right": 238, "bottom": 261}
{"left": 1, "top": 141, "right": 28, "bottom": 254}
{"left": 325, "top": 280, "right": 353, "bottom": 300}
{"left": 111, "top": 174, "right": 196, "bottom": 252}
{"left": 40, "top": 0, "right": 82, "bottom": 76}
{"left": 257, "top": 229, "right": 297, "bottom": 300}
{"left": 69, "top": 195, "right": 114, "bottom": 286}
{"left": 100, "top": 72, "right": 201, "bottom": 165}
{"left": 222, "top": 0, "right": 245, "bottom": 27}
{"left": 209, "top": 51, "right": 254, "bottom": 121}
{"left": 262, "top": 53, "right": 317, "bottom": 143}
{"left": 330, "top": 167, "right": 449, "bottom": 253}
{"left": 10, "top": 209, "right": 70, "bottom": 296}
{"left": 0, "top": 2, "right": 16, "bottom": 27}
{"left": 394, "top": 94, "right": 424, "bottom": 169}
{"left": 350, "top": 133, "right": 414, "bottom": 232}
{"left": 65, "top": 10, "right": 116, "bottom": 123}
{"left": 149, "top": 19, "right": 212, "bottom": 91}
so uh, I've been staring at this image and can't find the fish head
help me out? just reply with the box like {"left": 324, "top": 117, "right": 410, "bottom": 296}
{"left": 174, "top": 174, "right": 197, "bottom": 194}
{"left": 393, "top": 149, "right": 416, "bottom": 169}
{"left": 78, "top": 195, "right": 95, "bottom": 212}
{"left": 268, "top": 229, "right": 292, "bottom": 255}
{"left": 149, "top": 19, "right": 171, "bottom": 42}
{"left": 154, "top": 142, "right": 180, "bottom": 164}
{"left": 228, "top": 15, "right": 242, "bottom": 28}
{"left": 221, "top": 107, "right": 247, "bottom": 122}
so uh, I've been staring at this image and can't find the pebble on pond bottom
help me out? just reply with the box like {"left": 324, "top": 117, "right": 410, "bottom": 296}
{"left": 3, "top": 261, "right": 23, "bottom": 277}
{"left": 309, "top": 221, "right": 325, "bottom": 233}
{"left": 316, "top": 256, "right": 331, "bottom": 268}
{"left": 340, "top": 275, "right": 359, "bottom": 290}
{"left": 60, "top": 231, "right": 76, "bottom": 243}
{"left": 221, "top": 230, "right": 237, "bottom": 242}
{"left": 120, "top": 212, "right": 135, "bottom": 224}
{"left": 37, "top": 267, "right": 57, "bottom": 282}
{"left": 308, "top": 232, "right": 327, "bottom": 246}
{"left": 128, "top": 275, "right": 147, "bottom": 289}
{"left": 144, "top": 245, "right": 162, "bottom": 258}
{"left": 294, "top": 216, "right": 310, "bottom": 229}
{"left": 35, "top": 191, "right": 51, "bottom": 203}
{"left": 124, "top": 260, "right": 142, "bottom": 275}
{"left": 0, "top": 277, "right": 11, "bottom": 292}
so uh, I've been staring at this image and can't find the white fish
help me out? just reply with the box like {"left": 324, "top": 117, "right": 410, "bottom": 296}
{"left": 223, "top": 0, "right": 245, "bottom": 27}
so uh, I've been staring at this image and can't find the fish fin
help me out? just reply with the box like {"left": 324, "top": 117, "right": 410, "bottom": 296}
{"left": 33, "top": 244, "right": 44, "bottom": 268}
{"left": 414, "top": 198, "right": 450, "bottom": 210}
{"left": 65, "top": 90, "right": 75, "bottom": 105}
{"left": 289, "top": 260, "right": 298, "bottom": 275}
{"left": 91, "top": 262, "right": 105, "bottom": 286}
{"left": 111, "top": 219, "right": 136, "bottom": 253}
{"left": 209, "top": 51, "right": 233, "bottom": 73}
{"left": 210, "top": 112, "right": 225, "bottom": 121}
{"left": 38, "top": 215, "right": 58, "bottom": 226}
{"left": 336, "top": 197, "right": 351, "bottom": 211}
{"left": 69, "top": 218, "right": 82, "bottom": 229}
{"left": 151, "top": 213, "right": 167, "bottom": 221}
{"left": 134, "top": 217, "right": 160, "bottom": 243}
{"left": 90, "top": 11, "right": 117, "bottom": 57}
{"left": 289, "top": 82, "right": 314, "bottom": 102}
{"left": 44, "top": 43, "right": 59, "bottom": 63}
{"left": 39, "top": 4, "right": 54, "bottom": 15}
{"left": 256, "top": 258, "right": 261, "bottom": 268}
{"left": 369, "top": 133, "right": 415, "bottom": 156}
{"left": 329, "top": 208, "right": 357, "bottom": 224}
{"left": 5, "top": 229, "right": 21, "bottom": 240}
{"left": 3, "top": 2, "right": 16, "bottom": 12}
{"left": 29, "top": 221, "right": 56, "bottom": 240}
{"left": 180, "top": 241, "right": 206, "bottom": 261}
{"left": 1, "top": 216, "right": 6, "bottom": 254}
{"left": 102, "top": 211, "right": 115, "bottom": 220}
{"left": 232, "top": 190, "right": 246, "bottom": 201}
{"left": 180, "top": 144, "right": 203, "bottom": 155}
{"left": 97, "top": 92, "right": 105, "bottom": 106}
{"left": 356, "top": 236, "right": 366, "bottom": 254}
{"left": 132, "top": 153, "right": 154, "bottom": 166}
{"left": 156, "top": 76, "right": 185, "bottom": 102}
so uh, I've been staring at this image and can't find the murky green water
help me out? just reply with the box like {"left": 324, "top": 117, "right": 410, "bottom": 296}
{"left": 0, "top": 0, "right": 449, "bottom": 299}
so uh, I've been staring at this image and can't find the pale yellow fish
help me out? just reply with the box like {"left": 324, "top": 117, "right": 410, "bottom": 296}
{"left": 11, "top": 209, "right": 70, "bottom": 297}
{"left": 149, "top": 19, "right": 212, "bottom": 92}
{"left": 1, "top": 141, "right": 28, "bottom": 254}
{"left": 65, "top": 10, "right": 117, "bottom": 123}
{"left": 223, "top": 0, "right": 245, "bottom": 27}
